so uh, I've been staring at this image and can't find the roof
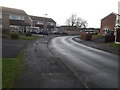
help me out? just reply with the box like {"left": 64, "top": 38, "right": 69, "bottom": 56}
{"left": 2, "top": 6, "right": 28, "bottom": 16}
{"left": 101, "top": 12, "right": 117, "bottom": 21}
{"left": 29, "top": 15, "right": 56, "bottom": 22}
{"left": 60, "top": 26, "right": 77, "bottom": 28}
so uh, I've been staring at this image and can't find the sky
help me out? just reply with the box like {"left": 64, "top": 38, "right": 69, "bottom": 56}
{"left": 0, "top": 0, "right": 119, "bottom": 28}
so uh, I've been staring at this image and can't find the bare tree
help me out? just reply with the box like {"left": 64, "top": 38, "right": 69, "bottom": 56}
{"left": 66, "top": 14, "right": 76, "bottom": 26}
{"left": 66, "top": 14, "right": 88, "bottom": 28}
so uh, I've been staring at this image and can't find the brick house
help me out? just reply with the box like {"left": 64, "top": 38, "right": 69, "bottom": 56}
{"left": 100, "top": 12, "right": 120, "bottom": 43}
{"left": 60, "top": 26, "right": 80, "bottom": 35}
{"left": 2, "top": 6, "right": 32, "bottom": 33}
{"left": 79, "top": 28, "right": 100, "bottom": 35}
{"left": 115, "top": 14, "right": 120, "bottom": 44}
{"left": 100, "top": 12, "right": 117, "bottom": 36}
{"left": 29, "top": 15, "right": 56, "bottom": 33}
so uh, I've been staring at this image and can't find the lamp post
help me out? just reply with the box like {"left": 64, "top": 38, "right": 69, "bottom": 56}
{"left": 43, "top": 14, "right": 48, "bottom": 38}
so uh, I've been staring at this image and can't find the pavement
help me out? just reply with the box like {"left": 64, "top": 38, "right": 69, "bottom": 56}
{"left": 14, "top": 35, "right": 85, "bottom": 88}
{"left": 73, "top": 36, "right": 120, "bottom": 55}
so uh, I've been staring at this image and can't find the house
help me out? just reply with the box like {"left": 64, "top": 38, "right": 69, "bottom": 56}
{"left": 79, "top": 28, "right": 100, "bottom": 35}
{"left": 100, "top": 12, "right": 120, "bottom": 43}
{"left": 100, "top": 12, "right": 118, "bottom": 36}
{"left": 2, "top": 6, "right": 32, "bottom": 33}
{"left": 29, "top": 15, "right": 56, "bottom": 33}
{"left": 115, "top": 14, "right": 120, "bottom": 44}
{"left": 60, "top": 26, "right": 79, "bottom": 35}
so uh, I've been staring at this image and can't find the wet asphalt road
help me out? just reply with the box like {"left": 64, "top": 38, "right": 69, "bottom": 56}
{"left": 15, "top": 35, "right": 85, "bottom": 88}
{"left": 49, "top": 36, "right": 118, "bottom": 88}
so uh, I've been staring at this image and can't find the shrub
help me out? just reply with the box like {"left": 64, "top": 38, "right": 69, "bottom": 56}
{"left": 10, "top": 32, "right": 19, "bottom": 39}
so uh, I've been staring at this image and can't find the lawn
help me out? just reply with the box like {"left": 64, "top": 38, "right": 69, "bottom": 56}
{"left": 2, "top": 52, "right": 24, "bottom": 88}
{"left": 2, "top": 33, "right": 39, "bottom": 40}
{"left": 92, "top": 35, "right": 103, "bottom": 37}
{"left": 109, "top": 43, "right": 120, "bottom": 48}
{"left": 19, "top": 34, "right": 39, "bottom": 40}
{"left": 92, "top": 35, "right": 103, "bottom": 39}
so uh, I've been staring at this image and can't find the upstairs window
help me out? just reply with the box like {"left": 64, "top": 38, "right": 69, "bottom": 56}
{"left": 9, "top": 14, "right": 25, "bottom": 20}
{"left": 117, "top": 20, "right": 120, "bottom": 24}
{"left": 47, "top": 22, "right": 54, "bottom": 26}
{"left": 36, "top": 21, "right": 43, "bottom": 25}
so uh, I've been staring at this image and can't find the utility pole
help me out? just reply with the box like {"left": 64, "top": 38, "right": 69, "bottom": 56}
{"left": 43, "top": 14, "right": 48, "bottom": 38}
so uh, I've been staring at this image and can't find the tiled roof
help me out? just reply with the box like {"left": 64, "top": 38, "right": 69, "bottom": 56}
{"left": 29, "top": 15, "right": 56, "bottom": 22}
{"left": 101, "top": 12, "right": 117, "bottom": 21}
{"left": 2, "top": 6, "right": 27, "bottom": 16}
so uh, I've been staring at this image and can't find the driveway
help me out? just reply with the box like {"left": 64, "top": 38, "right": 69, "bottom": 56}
{"left": 49, "top": 36, "right": 118, "bottom": 88}
{"left": 15, "top": 35, "right": 85, "bottom": 88}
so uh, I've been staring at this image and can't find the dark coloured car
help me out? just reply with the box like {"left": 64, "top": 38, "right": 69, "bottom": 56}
{"left": 61, "top": 32, "right": 68, "bottom": 35}
{"left": 26, "top": 32, "right": 32, "bottom": 36}
{"left": 43, "top": 31, "right": 48, "bottom": 35}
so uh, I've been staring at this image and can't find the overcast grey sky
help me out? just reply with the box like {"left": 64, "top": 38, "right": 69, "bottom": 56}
{"left": 0, "top": 0, "right": 119, "bottom": 28}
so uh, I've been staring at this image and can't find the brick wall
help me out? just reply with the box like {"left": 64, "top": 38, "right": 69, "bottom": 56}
{"left": 2, "top": 14, "right": 10, "bottom": 30}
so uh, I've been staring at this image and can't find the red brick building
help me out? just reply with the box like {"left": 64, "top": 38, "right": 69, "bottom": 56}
{"left": 29, "top": 15, "right": 56, "bottom": 33}
{"left": 2, "top": 6, "right": 32, "bottom": 33}
{"left": 60, "top": 26, "right": 80, "bottom": 35}
{"left": 1, "top": 6, "right": 56, "bottom": 34}
{"left": 100, "top": 12, "right": 120, "bottom": 43}
{"left": 100, "top": 13, "right": 117, "bottom": 36}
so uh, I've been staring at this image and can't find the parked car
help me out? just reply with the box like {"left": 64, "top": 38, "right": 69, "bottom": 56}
{"left": 54, "top": 31, "right": 62, "bottom": 34}
{"left": 43, "top": 31, "right": 48, "bottom": 35}
{"left": 61, "top": 32, "right": 68, "bottom": 35}
{"left": 26, "top": 31, "right": 32, "bottom": 36}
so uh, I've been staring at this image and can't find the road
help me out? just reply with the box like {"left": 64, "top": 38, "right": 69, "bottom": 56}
{"left": 49, "top": 36, "right": 118, "bottom": 88}
{"left": 15, "top": 35, "right": 85, "bottom": 88}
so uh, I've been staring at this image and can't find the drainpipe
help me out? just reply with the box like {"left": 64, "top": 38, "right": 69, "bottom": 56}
{"left": 114, "top": 26, "right": 117, "bottom": 43}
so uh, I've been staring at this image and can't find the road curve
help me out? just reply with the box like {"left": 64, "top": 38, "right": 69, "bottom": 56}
{"left": 48, "top": 36, "right": 118, "bottom": 88}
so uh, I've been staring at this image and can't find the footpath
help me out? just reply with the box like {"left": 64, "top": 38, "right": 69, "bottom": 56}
{"left": 73, "top": 37, "right": 120, "bottom": 55}
{"left": 15, "top": 35, "right": 85, "bottom": 88}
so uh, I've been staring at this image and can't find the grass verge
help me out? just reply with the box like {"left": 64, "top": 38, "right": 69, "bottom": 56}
{"left": 19, "top": 34, "right": 39, "bottom": 40}
{"left": 2, "top": 33, "right": 39, "bottom": 40}
{"left": 92, "top": 35, "right": 103, "bottom": 37}
{"left": 2, "top": 52, "right": 24, "bottom": 88}
{"left": 109, "top": 43, "right": 120, "bottom": 48}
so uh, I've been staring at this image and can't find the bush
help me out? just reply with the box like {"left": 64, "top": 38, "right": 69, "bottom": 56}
{"left": 10, "top": 32, "right": 19, "bottom": 39}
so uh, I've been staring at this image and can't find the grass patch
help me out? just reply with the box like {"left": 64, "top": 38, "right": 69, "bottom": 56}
{"left": 92, "top": 35, "right": 103, "bottom": 37}
{"left": 2, "top": 52, "right": 24, "bottom": 88}
{"left": 2, "top": 33, "right": 39, "bottom": 40}
{"left": 19, "top": 34, "right": 39, "bottom": 40}
{"left": 109, "top": 43, "right": 120, "bottom": 48}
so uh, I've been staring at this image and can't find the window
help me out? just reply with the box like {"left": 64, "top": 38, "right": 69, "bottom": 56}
{"left": 9, "top": 14, "right": 25, "bottom": 20}
{"left": 36, "top": 21, "right": 43, "bottom": 25}
{"left": 47, "top": 22, "right": 54, "bottom": 26}
{"left": 10, "top": 25, "right": 23, "bottom": 32}
{"left": 117, "top": 20, "right": 120, "bottom": 24}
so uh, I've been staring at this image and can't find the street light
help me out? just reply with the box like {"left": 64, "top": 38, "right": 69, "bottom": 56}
{"left": 43, "top": 14, "right": 48, "bottom": 38}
